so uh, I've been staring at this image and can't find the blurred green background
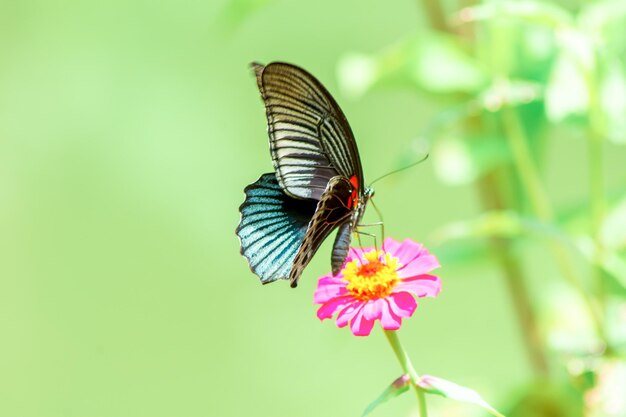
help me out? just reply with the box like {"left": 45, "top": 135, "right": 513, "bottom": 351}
{"left": 2, "top": 0, "right": 626, "bottom": 416}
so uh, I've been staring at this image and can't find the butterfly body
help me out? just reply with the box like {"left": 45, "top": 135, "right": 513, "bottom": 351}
{"left": 237, "top": 62, "right": 372, "bottom": 287}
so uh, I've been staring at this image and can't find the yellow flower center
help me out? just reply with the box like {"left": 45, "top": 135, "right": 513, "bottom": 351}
{"left": 343, "top": 250, "right": 401, "bottom": 301}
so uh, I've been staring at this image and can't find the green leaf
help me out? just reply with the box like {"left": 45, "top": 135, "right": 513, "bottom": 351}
{"left": 600, "top": 58, "right": 626, "bottom": 144}
{"left": 545, "top": 52, "right": 589, "bottom": 122}
{"left": 362, "top": 374, "right": 411, "bottom": 417}
{"left": 582, "top": 358, "right": 626, "bottom": 416}
{"left": 569, "top": 195, "right": 626, "bottom": 291}
{"left": 479, "top": 79, "right": 543, "bottom": 111}
{"left": 416, "top": 375, "right": 505, "bottom": 417}
{"left": 409, "top": 35, "right": 486, "bottom": 94}
{"left": 579, "top": 0, "right": 626, "bottom": 34}
{"left": 431, "top": 210, "right": 576, "bottom": 251}
{"left": 337, "top": 32, "right": 487, "bottom": 98}
{"left": 606, "top": 301, "right": 626, "bottom": 347}
{"left": 577, "top": 237, "right": 626, "bottom": 291}
{"left": 555, "top": 27, "right": 596, "bottom": 71}
{"left": 432, "top": 135, "right": 511, "bottom": 186}
{"left": 432, "top": 211, "right": 525, "bottom": 242}
{"left": 435, "top": 240, "right": 494, "bottom": 268}
{"left": 504, "top": 381, "right": 584, "bottom": 417}
{"left": 336, "top": 53, "right": 377, "bottom": 98}
{"left": 458, "top": 1, "right": 572, "bottom": 28}
{"left": 541, "top": 282, "right": 600, "bottom": 353}
{"left": 601, "top": 195, "right": 626, "bottom": 250}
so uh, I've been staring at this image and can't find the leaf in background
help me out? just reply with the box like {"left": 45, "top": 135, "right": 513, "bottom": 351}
{"left": 479, "top": 79, "right": 542, "bottom": 111}
{"left": 431, "top": 211, "right": 526, "bottom": 243}
{"left": 555, "top": 190, "right": 626, "bottom": 291}
{"left": 457, "top": 1, "right": 572, "bottom": 28}
{"left": 585, "top": 359, "right": 626, "bottom": 416}
{"left": 545, "top": 53, "right": 589, "bottom": 122}
{"left": 605, "top": 300, "right": 626, "bottom": 348}
{"left": 540, "top": 282, "right": 601, "bottom": 354}
{"left": 434, "top": 240, "right": 495, "bottom": 269}
{"left": 577, "top": 236, "right": 626, "bottom": 292}
{"left": 503, "top": 381, "right": 584, "bottom": 417}
{"left": 600, "top": 194, "right": 626, "bottom": 250}
{"left": 412, "top": 34, "right": 487, "bottom": 94}
{"left": 578, "top": 0, "right": 626, "bottom": 36}
{"left": 518, "top": 26, "right": 556, "bottom": 74}
{"left": 416, "top": 375, "right": 505, "bottom": 417}
{"left": 337, "top": 32, "right": 487, "bottom": 98}
{"left": 432, "top": 136, "right": 478, "bottom": 186}
{"left": 431, "top": 210, "right": 578, "bottom": 252}
{"left": 600, "top": 57, "right": 626, "bottom": 144}
{"left": 336, "top": 53, "right": 377, "bottom": 98}
{"left": 362, "top": 374, "right": 410, "bottom": 417}
{"left": 432, "top": 135, "right": 511, "bottom": 186}
{"left": 555, "top": 27, "right": 596, "bottom": 72}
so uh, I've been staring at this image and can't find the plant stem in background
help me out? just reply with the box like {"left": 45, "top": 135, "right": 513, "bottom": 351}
{"left": 384, "top": 330, "right": 428, "bottom": 417}
{"left": 436, "top": 0, "right": 550, "bottom": 377}
{"left": 587, "top": 126, "right": 606, "bottom": 312}
{"left": 585, "top": 69, "right": 607, "bottom": 314}
{"left": 477, "top": 173, "right": 550, "bottom": 377}
{"left": 419, "top": 0, "right": 449, "bottom": 32}
{"left": 502, "top": 107, "right": 605, "bottom": 338}
{"left": 501, "top": 109, "right": 552, "bottom": 221}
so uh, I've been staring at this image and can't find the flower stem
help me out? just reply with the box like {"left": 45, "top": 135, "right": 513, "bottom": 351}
{"left": 384, "top": 329, "right": 428, "bottom": 417}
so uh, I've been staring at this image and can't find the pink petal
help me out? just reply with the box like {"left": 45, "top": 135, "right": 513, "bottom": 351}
{"left": 362, "top": 299, "right": 384, "bottom": 321}
{"left": 395, "top": 274, "right": 441, "bottom": 298}
{"left": 347, "top": 246, "right": 374, "bottom": 264}
{"left": 397, "top": 253, "right": 440, "bottom": 278}
{"left": 336, "top": 302, "right": 363, "bottom": 328}
{"left": 350, "top": 307, "right": 375, "bottom": 336}
{"left": 314, "top": 277, "right": 348, "bottom": 304}
{"left": 380, "top": 299, "right": 402, "bottom": 330}
{"left": 385, "top": 238, "right": 424, "bottom": 266}
{"left": 316, "top": 296, "right": 354, "bottom": 320}
{"left": 387, "top": 292, "right": 417, "bottom": 318}
{"left": 381, "top": 237, "right": 402, "bottom": 254}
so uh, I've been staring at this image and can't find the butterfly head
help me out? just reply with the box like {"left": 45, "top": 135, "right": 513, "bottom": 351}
{"left": 352, "top": 186, "right": 374, "bottom": 225}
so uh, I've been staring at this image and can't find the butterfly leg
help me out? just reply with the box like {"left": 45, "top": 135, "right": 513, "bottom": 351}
{"left": 368, "top": 198, "right": 386, "bottom": 249}
{"left": 354, "top": 230, "right": 378, "bottom": 251}
{"left": 356, "top": 231, "right": 364, "bottom": 249}
{"left": 355, "top": 221, "right": 385, "bottom": 252}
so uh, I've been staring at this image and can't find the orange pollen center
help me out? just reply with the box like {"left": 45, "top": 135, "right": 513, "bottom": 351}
{"left": 357, "top": 262, "right": 383, "bottom": 277}
{"left": 342, "top": 250, "right": 401, "bottom": 301}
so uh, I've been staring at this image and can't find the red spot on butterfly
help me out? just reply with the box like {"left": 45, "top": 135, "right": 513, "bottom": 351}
{"left": 348, "top": 175, "right": 359, "bottom": 209}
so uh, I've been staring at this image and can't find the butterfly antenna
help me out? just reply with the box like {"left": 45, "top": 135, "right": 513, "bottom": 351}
{"left": 369, "top": 153, "right": 429, "bottom": 187}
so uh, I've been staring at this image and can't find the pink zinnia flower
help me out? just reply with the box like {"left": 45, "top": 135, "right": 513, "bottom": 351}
{"left": 314, "top": 238, "right": 441, "bottom": 336}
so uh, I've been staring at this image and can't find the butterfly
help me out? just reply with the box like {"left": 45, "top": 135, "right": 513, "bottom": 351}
{"left": 236, "top": 62, "right": 374, "bottom": 288}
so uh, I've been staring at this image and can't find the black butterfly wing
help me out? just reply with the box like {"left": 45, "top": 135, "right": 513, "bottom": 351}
{"left": 289, "top": 176, "right": 354, "bottom": 287}
{"left": 252, "top": 62, "right": 365, "bottom": 201}
{"left": 237, "top": 173, "right": 317, "bottom": 284}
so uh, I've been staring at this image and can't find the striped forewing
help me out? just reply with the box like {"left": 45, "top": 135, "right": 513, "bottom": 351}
{"left": 253, "top": 62, "right": 364, "bottom": 201}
